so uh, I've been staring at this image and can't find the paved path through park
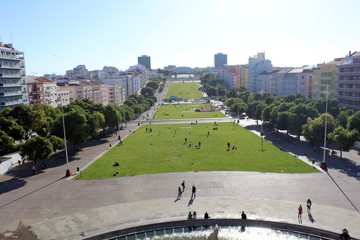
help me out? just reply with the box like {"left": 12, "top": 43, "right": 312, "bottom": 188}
{"left": 1, "top": 88, "right": 360, "bottom": 239}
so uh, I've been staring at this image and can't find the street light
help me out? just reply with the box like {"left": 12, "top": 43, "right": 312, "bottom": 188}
{"left": 58, "top": 96, "right": 71, "bottom": 177}
{"left": 260, "top": 89, "right": 265, "bottom": 152}
{"left": 320, "top": 85, "right": 330, "bottom": 171}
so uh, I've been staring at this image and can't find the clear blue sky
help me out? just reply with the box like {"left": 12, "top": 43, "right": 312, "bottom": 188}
{"left": 1, "top": 0, "right": 359, "bottom": 75}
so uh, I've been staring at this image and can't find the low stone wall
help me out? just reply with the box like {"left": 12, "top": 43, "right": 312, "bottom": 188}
{"left": 84, "top": 218, "right": 356, "bottom": 240}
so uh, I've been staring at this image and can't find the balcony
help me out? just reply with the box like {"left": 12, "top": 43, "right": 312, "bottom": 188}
{"left": 338, "top": 102, "right": 360, "bottom": 110}
{"left": 337, "top": 94, "right": 360, "bottom": 101}
{"left": 0, "top": 53, "right": 24, "bottom": 60}
{"left": 0, "top": 74, "right": 22, "bottom": 78}
{"left": 0, "top": 99, "right": 23, "bottom": 106}
{"left": 0, "top": 82, "right": 22, "bottom": 87}
{"left": 0, "top": 64, "right": 22, "bottom": 70}
{"left": 337, "top": 71, "right": 360, "bottom": 76}
{"left": 0, "top": 91, "right": 23, "bottom": 97}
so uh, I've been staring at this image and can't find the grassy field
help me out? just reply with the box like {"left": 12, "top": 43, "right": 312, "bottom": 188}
{"left": 153, "top": 103, "right": 225, "bottom": 119}
{"left": 78, "top": 123, "right": 318, "bottom": 179}
{"left": 166, "top": 82, "right": 203, "bottom": 99}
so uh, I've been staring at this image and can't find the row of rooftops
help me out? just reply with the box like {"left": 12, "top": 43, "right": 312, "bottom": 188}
{"left": 0, "top": 42, "right": 14, "bottom": 50}
{"left": 26, "top": 76, "right": 107, "bottom": 87}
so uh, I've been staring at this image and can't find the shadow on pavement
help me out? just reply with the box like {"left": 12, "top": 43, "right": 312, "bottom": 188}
{"left": 245, "top": 123, "right": 360, "bottom": 181}
{"left": 0, "top": 177, "right": 63, "bottom": 209}
{"left": 0, "top": 177, "right": 26, "bottom": 195}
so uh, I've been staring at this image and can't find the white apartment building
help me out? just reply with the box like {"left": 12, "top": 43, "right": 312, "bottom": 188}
{"left": 282, "top": 67, "right": 315, "bottom": 97}
{"left": 248, "top": 52, "right": 272, "bottom": 92}
{"left": 108, "top": 84, "right": 125, "bottom": 106}
{"left": 0, "top": 43, "right": 28, "bottom": 110}
{"left": 56, "top": 87, "right": 70, "bottom": 106}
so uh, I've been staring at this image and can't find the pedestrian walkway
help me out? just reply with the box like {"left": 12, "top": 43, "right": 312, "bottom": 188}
{"left": 1, "top": 113, "right": 359, "bottom": 239}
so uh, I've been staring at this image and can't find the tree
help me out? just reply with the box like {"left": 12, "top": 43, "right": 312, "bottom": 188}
{"left": 226, "top": 88, "right": 238, "bottom": 98}
{"left": 9, "top": 105, "right": 33, "bottom": 136}
{"left": 0, "top": 117, "right": 25, "bottom": 141}
{"left": 146, "top": 81, "right": 159, "bottom": 90}
{"left": 104, "top": 105, "right": 119, "bottom": 132}
{"left": 48, "top": 135, "right": 65, "bottom": 153}
{"left": 0, "top": 130, "right": 15, "bottom": 155}
{"left": 20, "top": 136, "right": 53, "bottom": 164}
{"left": 141, "top": 86, "right": 155, "bottom": 96}
{"left": 302, "top": 113, "right": 336, "bottom": 145}
{"left": 288, "top": 104, "right": 318, "bottom": 139}
{"left": 31, "top": 110, "right": 51, "bottom": 137}
{"left": 347, "top": 111, "right": 360, "bottom": 132}
{"left": 329, "top": 126, "right": 359, "bottom": 158}
{"left": 51, "top": 109, "right": 90, "bottom": 147}
{"left": 87, "top": 111, "right": 105, "bottom": 136}
{"left": 262, "top": 106, "right": 271, "bottom": 122}
{"left": 276, "top": 112, "right": 290, "bottom": 131}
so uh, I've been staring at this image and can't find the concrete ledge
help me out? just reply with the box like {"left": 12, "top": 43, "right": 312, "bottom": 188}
{"left": 84, "top": 218, "right": 357, "bottom": 240}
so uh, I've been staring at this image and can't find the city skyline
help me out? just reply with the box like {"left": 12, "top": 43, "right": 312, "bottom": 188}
{"left": 1, "top": 0, "right": 360, "bottom": 75}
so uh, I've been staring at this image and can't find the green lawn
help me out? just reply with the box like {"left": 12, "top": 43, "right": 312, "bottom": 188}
{"left": 78, "top": 123, "right": 318, "bottom": 179}
{"left": 166, "top": 82, "right": 203, "bottom": 99}
{"left": 153, "top": 103, "right": 225, "bottom": 119}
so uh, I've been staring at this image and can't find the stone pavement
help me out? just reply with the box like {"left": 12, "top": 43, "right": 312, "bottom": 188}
{"left": 1, "top": 106, "right": 360, "bottom": 239}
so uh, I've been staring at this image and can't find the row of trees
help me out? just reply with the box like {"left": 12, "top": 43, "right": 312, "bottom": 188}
{"left": 0, "top": 81, "right": 159, "bottom": 164}
{"left": 222, "top": 88, "right": 360, "bottom": 158}
{"left": 200, "top": 73, "right": 226, "bottom": 97}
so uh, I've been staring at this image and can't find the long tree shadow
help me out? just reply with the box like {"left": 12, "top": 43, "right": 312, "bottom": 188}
{"left": 0, "top": 178, "right": 26, "bottom": 195}
{"left": 244, "top": 122, "right": 360, "bottom": 181}
{"left": 0, "top": 177, "right": 63, "bottom": 209}
{"left": 4, "top": 136, "right": 111, "bottom": 179}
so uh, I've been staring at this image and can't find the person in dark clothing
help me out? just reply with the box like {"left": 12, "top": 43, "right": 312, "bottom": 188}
{"left": 181, "top": 180, "right": 185, "bottom": 192}
{"left": 340, "top": 228, "right": 351, "bottom": 240}
{"left": 204, "top": 212, "right": 210, "bottom": 219}
{"left": 241, "top": 211, "right": 247, "bottom": 219}
{"left": 191, "top": 185, "right": 196, "bottom": 199}
{"left": 306, "top": 199, "right": 312, "bottom": 212}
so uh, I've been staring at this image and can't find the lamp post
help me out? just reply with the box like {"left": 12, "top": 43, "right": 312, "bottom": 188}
{"left": 260, "top": 90, "right": 265, "bottom": 152}
{"left": 58, "top": 96, "right": 71, "bottom": 177}
{"left": 320, "top": 85, "right": 330, "bottom": 171}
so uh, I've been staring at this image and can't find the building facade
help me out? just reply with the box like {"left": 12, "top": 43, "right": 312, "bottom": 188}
{"left": 0, "top": 43, "right": 28, "bottom": 110}
{"left": 336, "top": 51, "right": 360, "bottom": 110}
{"left": 314, "top": 59, "right": 342, "bottom": 99}
{"left": 26, "top": 76, "right": 58, "bottom": 107}
{"left": 218, "top": 65, "right": 241, "bottom": 89}
{"left": 138, "top": 55, "right": 151, "bottom": 70}
{"left": 239, "top": 65, "right": 248, "bottom": 89}
{"left": 248, "top": 52, "right": 272, "bottom": 92}
{"left": 214, "top": 53, "right": 227, "bottom": 68}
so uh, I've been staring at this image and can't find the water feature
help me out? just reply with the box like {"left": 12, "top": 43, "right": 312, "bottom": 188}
{"left": 85, "top": 219, "right": 340, "bottom": 240}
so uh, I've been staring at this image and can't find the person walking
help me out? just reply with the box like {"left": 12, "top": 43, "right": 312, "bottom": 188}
{"left": 181, "top": 180, "right": 185, "bottom": 192}
{"left": 241, "top": 211, "right": 247, "bottom": 219}
{"left": 177, "top": 186, "right": 182, "bottom": 199}
{"left": 191, "top": 185, "right": 196, "bottom": 199}
{"left": 306, "top": 199, "right": 312, "bottom": 212}
{"left": 298, "top": 205, "right": 303, "bottom": 223}
{"left": 32, "top": 165, "right": 36, "bottom": 175}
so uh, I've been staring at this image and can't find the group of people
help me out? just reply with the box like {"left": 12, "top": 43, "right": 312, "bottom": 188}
{"left": 177, "top": 181, "right": 197, "bottom": 200}
{"left": 297, "top": 199, "right": 312, "bottom": 224}
{"left": 187, "top": 211, "right": 210, "bottom": 220}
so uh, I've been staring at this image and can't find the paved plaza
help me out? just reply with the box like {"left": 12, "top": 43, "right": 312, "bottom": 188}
{"left": 1, "top": 85, "right": 360, "bottom": 239}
